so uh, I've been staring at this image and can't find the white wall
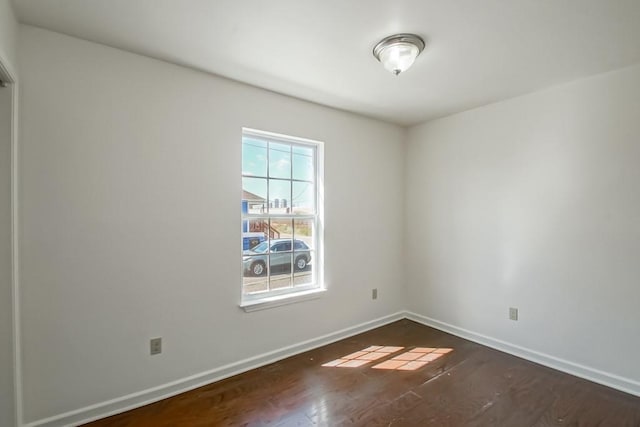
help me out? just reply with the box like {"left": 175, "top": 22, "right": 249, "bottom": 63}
{"left": 0, "top": 82, "right": 15, "bottom": 427}
{"left": 0, "top": 0, "right": 17, "bottom": 72}
{"left": 0, "top": 1, "right": 18, "bottom": 426}
{"left": 406, "top": 64, "right": 640, "bottom": 389}
{"left": 18, "top": 25, "right": 405, "bottom": 423}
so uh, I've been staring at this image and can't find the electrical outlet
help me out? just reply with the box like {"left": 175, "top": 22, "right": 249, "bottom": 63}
{"left": 372, "top": 288, "right": 378, "bottom": 300}
{"left": 509, "top": 307, "right": 518, "bottom": 321}
{"left": 150, "top": 337, "right": 162, "bottom": 355}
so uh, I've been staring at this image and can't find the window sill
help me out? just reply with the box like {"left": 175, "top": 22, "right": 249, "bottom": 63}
{"left": 240, "top": 287, "right": 326, "bottom": 312}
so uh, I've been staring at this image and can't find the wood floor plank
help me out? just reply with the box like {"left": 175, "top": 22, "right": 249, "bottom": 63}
{"left": 533, "top": 378, "right": 640, "bottom": 427}
{"left": 83, "top": 320, "right": 640, "bottom": 427}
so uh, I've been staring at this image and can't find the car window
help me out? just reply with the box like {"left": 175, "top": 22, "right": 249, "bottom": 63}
{"left": 252, "top": 242, "right": 268, "bottom": 253}
{"left": 294, "top": 241, "right": 308, "bottom": 250}
{"left": 271, "top": 242, "right": 289, "bottom": 252}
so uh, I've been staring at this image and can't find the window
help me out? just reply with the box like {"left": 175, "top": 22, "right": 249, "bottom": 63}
{"left": 241, "top": 128, "right": 323, "bottom": 308}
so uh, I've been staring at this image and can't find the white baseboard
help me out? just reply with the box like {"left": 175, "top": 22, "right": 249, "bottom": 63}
{"left": 405, "top": 311, "right": 640, "bottom": 397}
{"left": 23, "top": 310, "right": 640, "bottom": 426}
{"left": 24, "top": 311, "right": 405, "bottom": 427}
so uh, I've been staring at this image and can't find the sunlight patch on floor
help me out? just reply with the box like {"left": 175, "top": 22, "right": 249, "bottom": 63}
{"left": 372, "top": 348, "right": 453, "bottom": 371}
{"left": 322, "top": 346, "right": 453, "bottom": 370}
{"left": 321, "top": 346, "right": 404, "bottom": 368}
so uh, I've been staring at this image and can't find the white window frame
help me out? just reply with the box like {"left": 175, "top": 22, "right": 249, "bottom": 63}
{"left": 240, "top": 128, "right": 324, "bottom": 311}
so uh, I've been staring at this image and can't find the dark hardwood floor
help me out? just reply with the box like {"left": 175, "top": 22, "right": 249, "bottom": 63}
{"left": 84, "top": 320, "right": 640, "bottom": 426}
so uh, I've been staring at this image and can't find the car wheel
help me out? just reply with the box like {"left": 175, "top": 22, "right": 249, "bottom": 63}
{"left": 294, "top": 256, "right": 307, "bottom": 271}
{"left": 251, "top": 261, "right": 266, "bottom": 276}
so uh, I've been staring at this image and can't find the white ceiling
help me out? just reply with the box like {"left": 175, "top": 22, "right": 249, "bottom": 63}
{"left": 13, "top": 0, "right": 640, "bottom": 125}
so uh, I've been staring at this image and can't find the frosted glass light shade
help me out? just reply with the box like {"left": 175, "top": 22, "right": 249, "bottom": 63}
{"left": 378, "top": 43, "right": 420, "bottom": 75}
{"left": 373, "top": 34, "right": 425, "bottom": 76}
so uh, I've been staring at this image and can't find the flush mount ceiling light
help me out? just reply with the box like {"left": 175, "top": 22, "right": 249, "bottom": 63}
{"left": 373, "top": 33, "right": 425, "bottom": 76}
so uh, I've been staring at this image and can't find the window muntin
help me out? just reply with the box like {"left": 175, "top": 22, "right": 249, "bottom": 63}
{"left": 241, "top": 129, "right": 321, "bottom": 301}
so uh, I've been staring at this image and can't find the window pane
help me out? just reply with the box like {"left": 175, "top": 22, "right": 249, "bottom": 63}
{"left": 242, "top": 177, "right": 267, "bottom": 214}
{"left": 269, "top": 253, "right": 292, "bottom": 290}
{"left": 293, "top": 146, "right": 314, "bottom": 181}
{"left": 242, "top": 138, "right": 267, "bottom": 177}
{"left": 269, "top": 218, "right": 293, "bottom": 243}
{"left": 269, "top": 142, "right": 291, "bottom": 179}
{"left": 293, "top": 218, "right": 313, "bottom": 286}
{"left": 293, "top": 218, "right": 313, "bottom": 250}
{"left": 293, "top": 251, "right": 313, "bottom": 287}
{"left": 269, "top": 179, "right": 291, "bottom": 213}
{"left": 242, "top": 218, "right": 268, "bottom": 250}
{"left": 292, "top": 181, "right": 314, "bottom": 214}
{"left": 243, "top": 255, "right": 269, "bottom": 294}
{"left": 243, "top": 275, "right": 269, "bottom": 295}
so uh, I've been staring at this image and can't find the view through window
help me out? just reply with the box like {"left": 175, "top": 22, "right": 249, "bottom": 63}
{"left": 241, "top": 129, "right": 321, "bottom": 301}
